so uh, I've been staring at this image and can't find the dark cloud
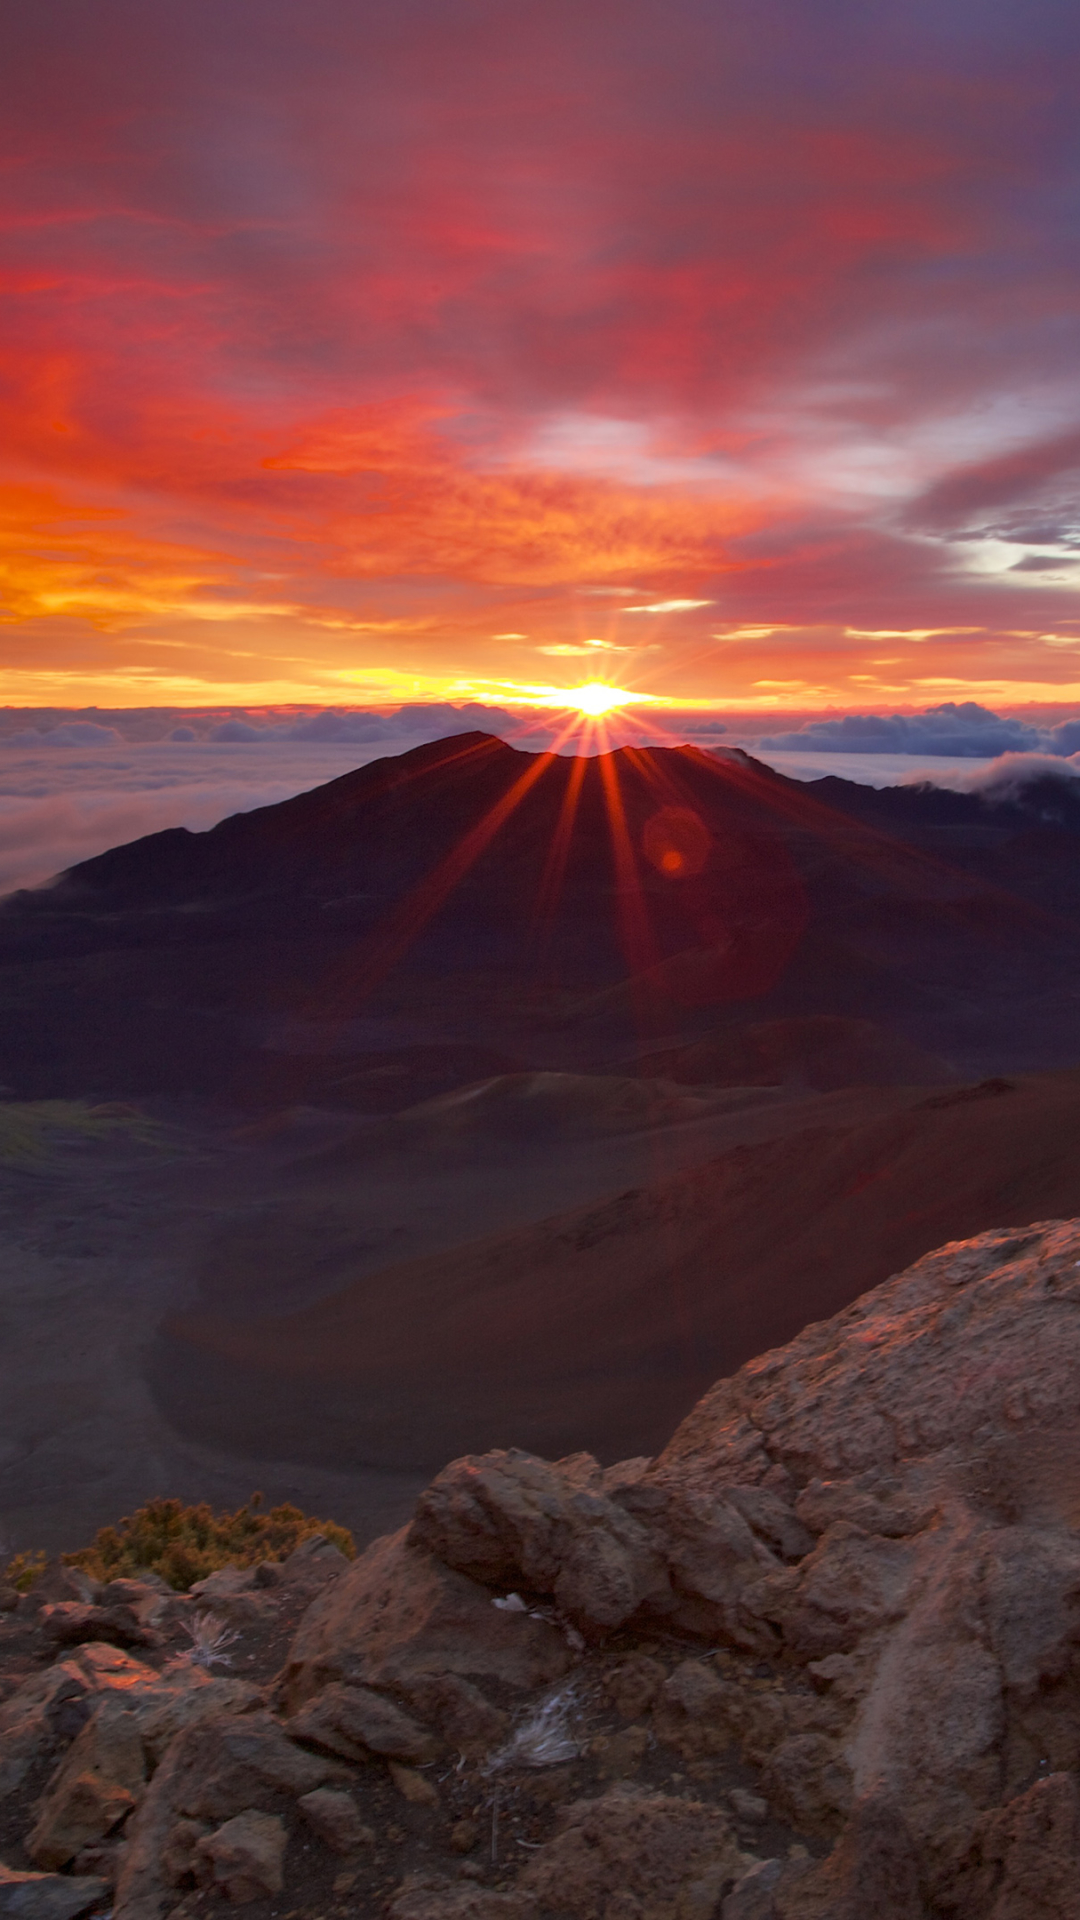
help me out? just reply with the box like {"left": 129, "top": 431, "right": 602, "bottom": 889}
{"left": 759, "top": 701, "right": 1080, "bottom": 757}
{"left": 2, "top": 723, "right": 123, "bottom": 748}
{"left": 906, "top": 429, "right": 1080, "bottom": 535}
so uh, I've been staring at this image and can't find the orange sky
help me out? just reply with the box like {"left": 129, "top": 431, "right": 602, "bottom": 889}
{"left": 4, "top": 2, "right": 1080, "bottom": 716}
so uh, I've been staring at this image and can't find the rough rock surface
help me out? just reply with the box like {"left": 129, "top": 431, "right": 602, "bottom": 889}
{"left": 279, "top": 1527, "right": 572, "bottom": 1711}
{"left": 0, "top": 1866, "right": 108, "bottom": 1920}
{"left": 9, "top": 1218, "right": 1080, "bottom": 1917}
{"left": 194, "top": 1808, "right": 287, "bottom": 1900}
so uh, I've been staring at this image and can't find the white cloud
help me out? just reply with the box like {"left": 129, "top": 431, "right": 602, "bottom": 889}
{"left": 621, "top": 599, "right": 714, "bottom": 614}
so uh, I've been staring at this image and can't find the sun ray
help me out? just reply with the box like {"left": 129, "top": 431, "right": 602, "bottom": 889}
{"left": 532, "top": 748, "right": 588, "bottom": 944}
{"left": 319, "top": 738, "right": 561, "bottom": 1014}
{"left": 596, "top": 745, "right": 662, "bottom": 1032}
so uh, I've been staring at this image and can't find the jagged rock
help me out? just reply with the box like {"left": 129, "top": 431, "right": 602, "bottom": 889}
{"left": 194, "top": 1809, "right": 286, "bottom": 1900}
{"left": 67, "top": 1645, "right": 159, "bottom": 1693}
{"left": 0, "top": 1664, "right": 91, "bottom": 1800}
{"left": 517, "top": 1784, "right": 745, "bottom": 1918}
{"left": 297, "top": 1786, "right": 374, "bottom": 1853}
{"left": 651, "top": 1487, "right": 784, "bottom": 1647}
{"left": 793, "top": 1475, "right": 932, "bottom": 1539}
{"left": 287, "top": 1680, "right": 440, "bottom": 1762}
{"left": 113, "top": 1711, "right": 346, "bottom": 1920}
{"left": 132, "top": 1674, "right": 263, "bottom": 1766}
{"left": 724, "top": 1487, "right": 815, "bottom": 1562}
{"left": 0, "top": 1865, "right": 109, "bottom": 1920}
{"left": 768, "top": 1794, "right": 926, "bottom": 1918}
{"left": 761, "top": 1521, "right": 915, "bottom": 1659}
{"left": 650, "top": 1656, "right": 849, "bottom": 1828}
{"left": 27, "top": 1693, "right": 146, "bottom": 1868}
{"left": 396, "top": 1671, "right": 510, "bottom": 1756}
{"left": 40, "top": 1603, "right": 153, "bottom": 1651}
{"left": 96, "top": 1580, "right": 173, "bottom": 1631}
{"left": 279, "top": 1527, "right": 570, "bottom": 1715}
{"left": 954, "top": 1771, "right": 1080, "bottom": 1920}
{"left": 646, "top": 1218, "right": 1080, "bottom": 1898}
{"left": 409, "top": 1449, "right": 671, "bottom": 1630}
{"left": 388, "top": 1787, "right": 745, "bottom": 1919}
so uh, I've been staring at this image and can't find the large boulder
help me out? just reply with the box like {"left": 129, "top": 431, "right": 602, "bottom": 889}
{"left": 278, "top": 1527, "right": 571, "bottom": 1715}
{"left": 409, "top": 1450, "right": 671, "bottom": 1630}
{"left": 375, "top": 1218, "right": 1080, "bottom": 1913}
{"left": 26, "top": 1693, "right": 147, "bottom": 1869}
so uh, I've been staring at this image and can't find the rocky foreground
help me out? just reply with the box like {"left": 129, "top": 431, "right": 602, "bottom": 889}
{"left": 6, "top": 1219, "right": 1080, "bottom": 1918}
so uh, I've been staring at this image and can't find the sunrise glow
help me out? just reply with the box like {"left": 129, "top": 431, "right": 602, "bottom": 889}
{"left": 558, "top": 684, "right": 632, "bottom": 719}
{"left": 0, "top": 6, "right": 1078, "bottom": 724}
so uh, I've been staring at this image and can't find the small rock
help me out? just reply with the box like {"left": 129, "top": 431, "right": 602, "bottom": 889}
{"left": 449, "top": 1819, "right": 479, "bottom": 1854}
{"left": 729, "top": 1788, "right": 768, "bottom": 1823}
{"left": 69, "top": 1643, "right": 159, "bottom": 1691}
{"left": 195, "top": 1808, "right": 287, "bottom": 1901}
{"left": 590, "top": 1726, "right": 649, "bottom": 1778}
{"left": 400, "top": 1672, "right": 510, "bottom": 1757}
{"left": 390, "top": 1763, "right": 440, "bottom": 1806}
{"left": 0, "top": 1586, "right": 19, "bottom": 1612}
{"left": 298, "top": 1787, "right": 375, "bottom": 1854}
{"left": 603, "top": 1655, "right": 666, "bottom": 1722}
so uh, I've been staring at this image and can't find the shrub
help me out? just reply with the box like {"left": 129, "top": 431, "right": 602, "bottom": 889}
{"left": 62, "top": 1494, "right": 355, "bottom": 1591}
{"left": 2, "top": 1548, "right": 47, "bottom": 1593}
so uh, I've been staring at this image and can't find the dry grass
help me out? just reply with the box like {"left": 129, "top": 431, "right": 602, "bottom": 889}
{"left": 61, "top": 1493, "right": 355, "bottom": 1591}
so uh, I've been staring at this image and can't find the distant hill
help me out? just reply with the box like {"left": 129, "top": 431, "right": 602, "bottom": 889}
{"left": 150, "top": 1065, "right": 1080, "bottom": 1470}
{"left": 0, "top": 733, "right": 1078, "bottom": 1099}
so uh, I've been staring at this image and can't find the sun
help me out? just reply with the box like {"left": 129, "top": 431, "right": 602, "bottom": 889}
{"left": 562, "top": 681, "right": 631, "bottom": 717}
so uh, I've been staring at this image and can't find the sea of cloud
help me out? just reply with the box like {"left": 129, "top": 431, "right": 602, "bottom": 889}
{"left": 0, "top": 700, "right": 1076, "bottom": 899}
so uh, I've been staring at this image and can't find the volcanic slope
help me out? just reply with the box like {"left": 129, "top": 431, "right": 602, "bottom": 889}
{"left": 151, "top": 1064, "right": 1080, "bottom": 1476}
{"left": 2, "top": 732, "right": 1080, "bottom": 1098}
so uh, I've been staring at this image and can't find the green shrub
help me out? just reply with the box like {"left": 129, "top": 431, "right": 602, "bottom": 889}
{"left": 2, "top": 1548, "right": 47, "bottom": 1593}
{"left": 62, "top": 1494, "right": 355, "bottom": 1592}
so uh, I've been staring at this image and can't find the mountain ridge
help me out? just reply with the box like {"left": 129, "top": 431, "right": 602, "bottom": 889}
{"left": 0, "top": 734, "right": 1078, "bottom": 1100}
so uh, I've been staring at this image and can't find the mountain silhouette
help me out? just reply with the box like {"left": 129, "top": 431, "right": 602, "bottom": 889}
{"left": 0, "top": 732, "right": 1078, "bottom": 1099}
